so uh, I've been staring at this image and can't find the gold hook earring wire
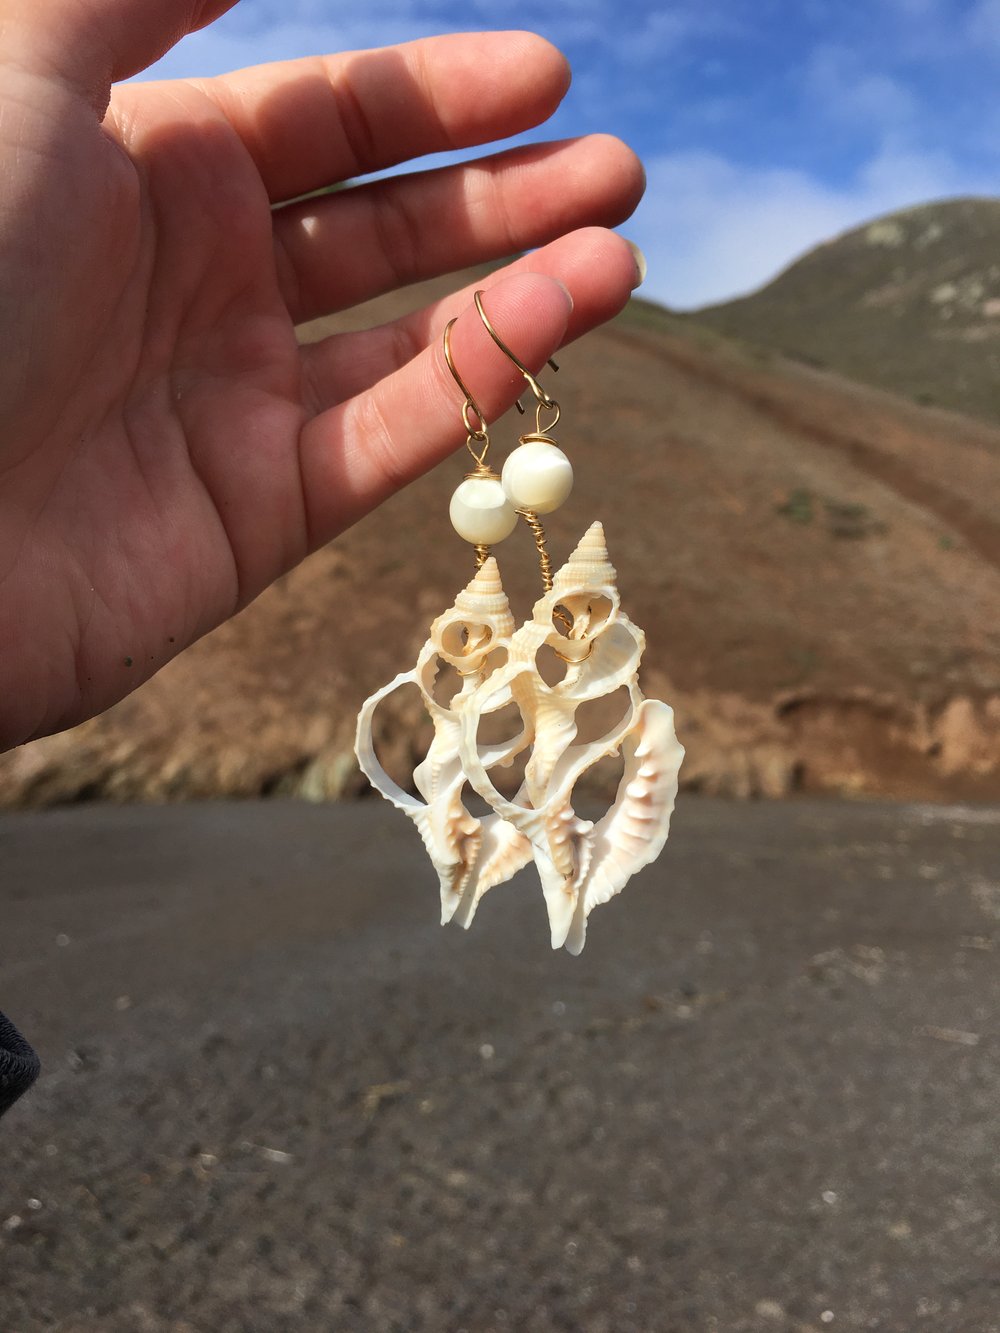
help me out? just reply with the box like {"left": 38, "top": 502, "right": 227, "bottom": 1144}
{"left": 443, "top": 316, "right": 497, "bottom": 571}
{"left": 443, "top": 316, "right": 493, "bottom": 472}
{"left": 470, "top": 291, "right": 570, "bottom": 607}
{"left": 473, "top": 290, "right": 560, "bottom": 428}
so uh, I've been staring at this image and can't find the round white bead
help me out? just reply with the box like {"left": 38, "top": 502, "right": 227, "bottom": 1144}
{"left": 449, "top": 477, "right": 518, "bottom": 545}
{"left": 501, "top": 441, "right": 574, "bottom": 515}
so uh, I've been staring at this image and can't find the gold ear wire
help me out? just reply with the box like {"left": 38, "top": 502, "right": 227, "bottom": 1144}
{"left": 443, "top": 316, "right": 492, "bottom": 472}
{"left": 468, "top": 292, "right": 570, "bottom": 612}
{"left": 443, "top": 315, "right": 517, "bottom": 571}
{"left": 473, "top": 290, "right": 561, "bottom": 433}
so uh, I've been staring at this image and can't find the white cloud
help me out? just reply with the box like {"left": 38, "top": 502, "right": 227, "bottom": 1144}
{"left": 805, "top": 44, "right": 918, "bottom": 130}
{"left": 630, "top": 146, "right": 994, "bottom": 310}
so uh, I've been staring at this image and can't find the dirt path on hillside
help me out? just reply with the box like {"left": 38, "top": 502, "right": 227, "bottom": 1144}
{"left": 611, "top": 323, "right": 1000, "bottom": 573}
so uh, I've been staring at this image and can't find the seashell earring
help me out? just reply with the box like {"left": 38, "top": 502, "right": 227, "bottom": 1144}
{"left": 355, "top": 292, "right": 685, "bottom": 953}
{"left": 355, "top": 308, "right": 533, "bottom": 927}
{"left": 354, "top": 555, "right": 533, "bottom": 929}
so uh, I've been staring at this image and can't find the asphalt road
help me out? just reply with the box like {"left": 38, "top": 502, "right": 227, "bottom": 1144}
{"left": 1, "top": 798, "right": 999, "bottom": 1332}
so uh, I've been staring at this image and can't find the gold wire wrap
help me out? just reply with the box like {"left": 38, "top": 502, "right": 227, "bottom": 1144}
{"left": 465, "top": 458, "right": 497, "bottom": 482}
{"left": 519, "top": 507, "right": 573, "bottom": 631}
{"left": 518, "top": 509, "right": 554, "bottom": 590}
{"left": 473, "top": 543, "right": 490, "bottom": 569}
{"left": 552, "top": 639, "right": 594, "bottom": 664}
{"left": 532, "top": 399, "right": 561, "bottom": 435}
{"left": 515, "top": 432, "right": 567, "bottom": 619}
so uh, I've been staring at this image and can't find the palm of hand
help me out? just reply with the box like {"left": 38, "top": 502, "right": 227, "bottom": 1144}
{"left": 3, "top": 77, "right": 305, "bottom": 744}
{"left": 0, "top": 25, "right": 642, "bottom": 750}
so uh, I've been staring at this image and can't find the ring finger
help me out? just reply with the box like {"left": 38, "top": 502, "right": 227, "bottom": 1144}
{"left": 299, "top": 226, "right": 643, "bottom": 413}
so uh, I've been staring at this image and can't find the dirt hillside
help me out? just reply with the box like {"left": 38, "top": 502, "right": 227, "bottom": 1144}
{"left": 3, "top": 268, "right": 1000, "bottom": 805}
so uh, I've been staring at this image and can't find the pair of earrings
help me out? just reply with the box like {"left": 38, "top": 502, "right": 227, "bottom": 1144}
{"left": 355, "top": 292, "right": 684, "bottom": 954}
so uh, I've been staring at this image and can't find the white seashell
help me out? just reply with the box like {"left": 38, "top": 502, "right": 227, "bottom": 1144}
{"left": 552, "top": 519, "right": 618, "bottom": 594}
{"left": 355, "top": 559, "right": 531, "bottom": 926}
{"left": 459, "top": 524, "right": 684, "bottom": 952}
{"left": 563, "top": 699, "right": 684, "bottom": 955}
{"left": 356, "top": 524, "right": 684, "bottom": 954}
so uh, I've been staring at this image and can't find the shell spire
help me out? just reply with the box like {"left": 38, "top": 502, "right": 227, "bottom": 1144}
{"left": 552, "top": 521, "right": 616, "bottom": 592}
{"left": 454, "top": 556, "right": 512, "bottom": 624}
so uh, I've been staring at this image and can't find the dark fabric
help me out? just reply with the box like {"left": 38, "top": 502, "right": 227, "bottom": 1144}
{"left": 0, "top": 1011, "right": 40, "bottom": 1118}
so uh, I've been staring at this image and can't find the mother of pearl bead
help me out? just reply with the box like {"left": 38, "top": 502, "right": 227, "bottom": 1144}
{"left": 449, "top": 476, "right": 518, "bottom": 545}
{"left": 501, "top": 440, "right": 574, "bottom": 515}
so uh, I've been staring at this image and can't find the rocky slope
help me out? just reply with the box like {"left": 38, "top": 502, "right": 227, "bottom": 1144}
{"left": 3, "top": 267, "right": 1000, "bottom": 805}
{"left": 693, "top": 198, "right": 1000, "bottom": 425}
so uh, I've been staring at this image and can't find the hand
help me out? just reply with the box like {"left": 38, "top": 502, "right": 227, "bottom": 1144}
{"left": 0, "top": 1, "right": 644, "bottom": 750}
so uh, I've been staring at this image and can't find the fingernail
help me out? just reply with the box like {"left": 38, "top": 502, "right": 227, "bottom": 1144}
{"left": 625, "top": 239, "right": 647, "bottom": 289}
{"left": 552, "top": 275, "right": 575, "bottom": 311}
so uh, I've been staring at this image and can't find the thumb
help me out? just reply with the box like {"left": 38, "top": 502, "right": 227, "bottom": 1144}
{"left": 12, "top": 0, "right": 239, "bottom": 110}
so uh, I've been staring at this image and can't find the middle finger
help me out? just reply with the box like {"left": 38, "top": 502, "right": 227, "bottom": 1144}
{"left": 274, "top": 134, "right": 644, "bottom": 324}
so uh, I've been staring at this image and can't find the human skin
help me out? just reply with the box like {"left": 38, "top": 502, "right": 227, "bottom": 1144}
{"left": 0, "top": 0, "right": 645, "bottom": 751}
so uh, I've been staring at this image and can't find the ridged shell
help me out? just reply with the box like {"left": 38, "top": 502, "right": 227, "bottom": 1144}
{"left": 452, "top": 557, "right": 511, "bottom": 619}
{"left": 355, "top": 561, "right": 531, "bottom": 927}
{"left": 431, "top": 557, "right": 517, "bottom": 673}
{"left": 551, "top": 520, "right": 618, "bottom": 594}
{"left": 459, "top": 524, "right": 684, "bottom": 952}
{"left": 564, "top": 700, "right": 684, "bottom": 954}
{"left": 356, "top": 523, "right": 684, "bottom": 954}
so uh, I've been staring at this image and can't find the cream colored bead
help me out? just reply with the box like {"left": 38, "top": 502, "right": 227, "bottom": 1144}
{"left": 501, "top": 440, "right": 574, "bottom": 515}
{"left": 449, "top": 477, "right": 518, "bottom": 545}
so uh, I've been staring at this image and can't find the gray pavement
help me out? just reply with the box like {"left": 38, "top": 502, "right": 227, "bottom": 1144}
{"left": 1, "top": 797, "right": 999, "bottom": 1332}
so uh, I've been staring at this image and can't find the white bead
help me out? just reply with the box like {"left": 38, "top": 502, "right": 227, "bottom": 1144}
{"left": 449, "top": 477, "right": 518, "bottom": 545}
{"left": 501, "top": 441, "right": 574, "bottom": 515}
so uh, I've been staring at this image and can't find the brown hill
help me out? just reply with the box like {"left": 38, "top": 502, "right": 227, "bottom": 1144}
{"left": 3, "top": 274, "right": 1000, "bottom": 805}
{"left": 693, "top": 197, "right": 1000, "bottom": 426}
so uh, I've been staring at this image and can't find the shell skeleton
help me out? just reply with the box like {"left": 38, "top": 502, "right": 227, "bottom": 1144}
{"left": 356, "top": 524, "right": 685, "bottom": 953}
{"left": 459, "top": 523, "right": 684, "bottom": 952}
{"left": 355, "top": 558, "right": 533, "bottom": 928}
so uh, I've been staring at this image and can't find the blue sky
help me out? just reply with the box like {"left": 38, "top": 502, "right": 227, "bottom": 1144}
{"left": 140, "top": 0, "right": 1000, "bottom": 309}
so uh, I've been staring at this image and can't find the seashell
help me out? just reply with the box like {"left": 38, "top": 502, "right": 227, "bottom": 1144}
{"left": 551, "top": 519, "right": 618, "bottom": 595}
{"left": 563, "top": 699, "right": 684, "bottom": 955}
{"left": 355, "top": 559, "right": 532, "bottom": 927}
{"left": 432, "top": 556, "right": 516, "bottom": 672}
{"left": 459, "top": 524, "right": 684, "bottom": 952}
{"left": 356, "top": 523, "right": 684, "bottom": 954}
